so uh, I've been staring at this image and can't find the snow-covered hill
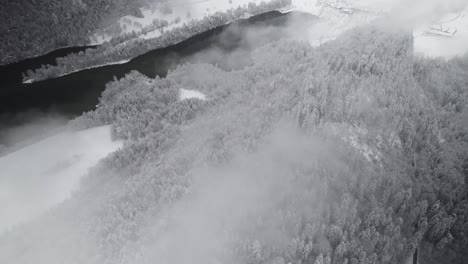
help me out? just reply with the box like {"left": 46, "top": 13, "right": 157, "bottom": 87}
{"left": 0, "top": 125, "right": 122, "bottom": 234}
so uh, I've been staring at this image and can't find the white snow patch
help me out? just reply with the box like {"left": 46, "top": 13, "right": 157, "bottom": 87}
{"left": 0, "top": 125, "right": 122, "bottom": 233}
{"left": 180, "top": 88, "right": 206, "bottom": 100}
{"left": 140, "top": 27, "right": 163, "bottom": 40}
{"left": 344, "top": 133, "right": 381, "bottom": 162}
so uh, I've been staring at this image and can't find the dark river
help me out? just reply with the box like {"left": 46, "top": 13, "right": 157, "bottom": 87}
{"left": 0, "top": 11, "right": 316, "bottom": 118}
{"left": 0, "top": 46, "right": 97, "bottom": 88}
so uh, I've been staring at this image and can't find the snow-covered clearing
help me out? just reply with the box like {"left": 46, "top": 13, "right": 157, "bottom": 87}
{"left": 180, "top": 88, "right": 207, "bottom": 100}
{"left": 0, "top": 125, "right": 122, "bottom": 234}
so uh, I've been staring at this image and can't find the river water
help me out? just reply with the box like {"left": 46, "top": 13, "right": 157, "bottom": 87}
{"left": 0, "top": 11, "right": 316, "bottom": 118}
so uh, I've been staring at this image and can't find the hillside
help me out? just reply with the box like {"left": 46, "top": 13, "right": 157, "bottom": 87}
{"left": 1, "top": 21, "right": 468, "bottom": 264}
{"left": 0, "top": 0, "right": 151, "bottom": 65}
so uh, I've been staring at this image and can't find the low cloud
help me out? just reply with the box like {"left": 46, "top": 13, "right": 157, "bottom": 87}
{"left": 383, "top": 0, "right": 466, "bottom": 27}
{"left": 122, "top": 123, "right": 346, "bottom": 264}
{"left": 0, "top": 110, "right": 68, "bottom": 155}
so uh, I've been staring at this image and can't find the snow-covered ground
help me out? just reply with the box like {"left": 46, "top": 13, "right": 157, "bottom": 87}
{"left": 180, "top": 88, "right": 207, "bottom": 100}
{"left": 90, "top": 0, "right": 279, "bottom": 44}
{"left": 0, "top": 125, "right": 122, "bottom": 234}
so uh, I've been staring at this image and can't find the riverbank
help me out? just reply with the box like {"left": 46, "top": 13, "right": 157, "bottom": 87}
{"left": 21, "top": 0, "right": 292, "bottom": 84}
{"left": 0, "top": 46, "right": 97, "bottom": 87}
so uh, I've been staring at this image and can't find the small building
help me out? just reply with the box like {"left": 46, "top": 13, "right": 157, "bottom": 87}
{"left": 424, "top": 25, "right": 458, "bottom": 37}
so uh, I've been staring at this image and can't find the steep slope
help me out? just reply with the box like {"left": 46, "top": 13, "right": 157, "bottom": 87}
{"left": 0, "top": 0, "right": 149, "bottom": 65}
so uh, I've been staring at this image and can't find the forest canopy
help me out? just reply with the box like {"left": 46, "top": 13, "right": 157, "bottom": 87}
{"left": 1, "top": 19, "right": 468, "bottom": 264}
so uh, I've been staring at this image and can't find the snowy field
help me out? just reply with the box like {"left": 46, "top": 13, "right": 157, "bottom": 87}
{"left": 0, "top": 125, "right": 122, "bottom": 234}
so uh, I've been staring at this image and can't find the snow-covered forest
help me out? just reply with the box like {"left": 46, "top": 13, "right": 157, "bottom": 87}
{"left": 1, "top": 1, "right": 468, "bottom": 264}
{"left": 3, "top": 20, "right": 468, "bottom": 264}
